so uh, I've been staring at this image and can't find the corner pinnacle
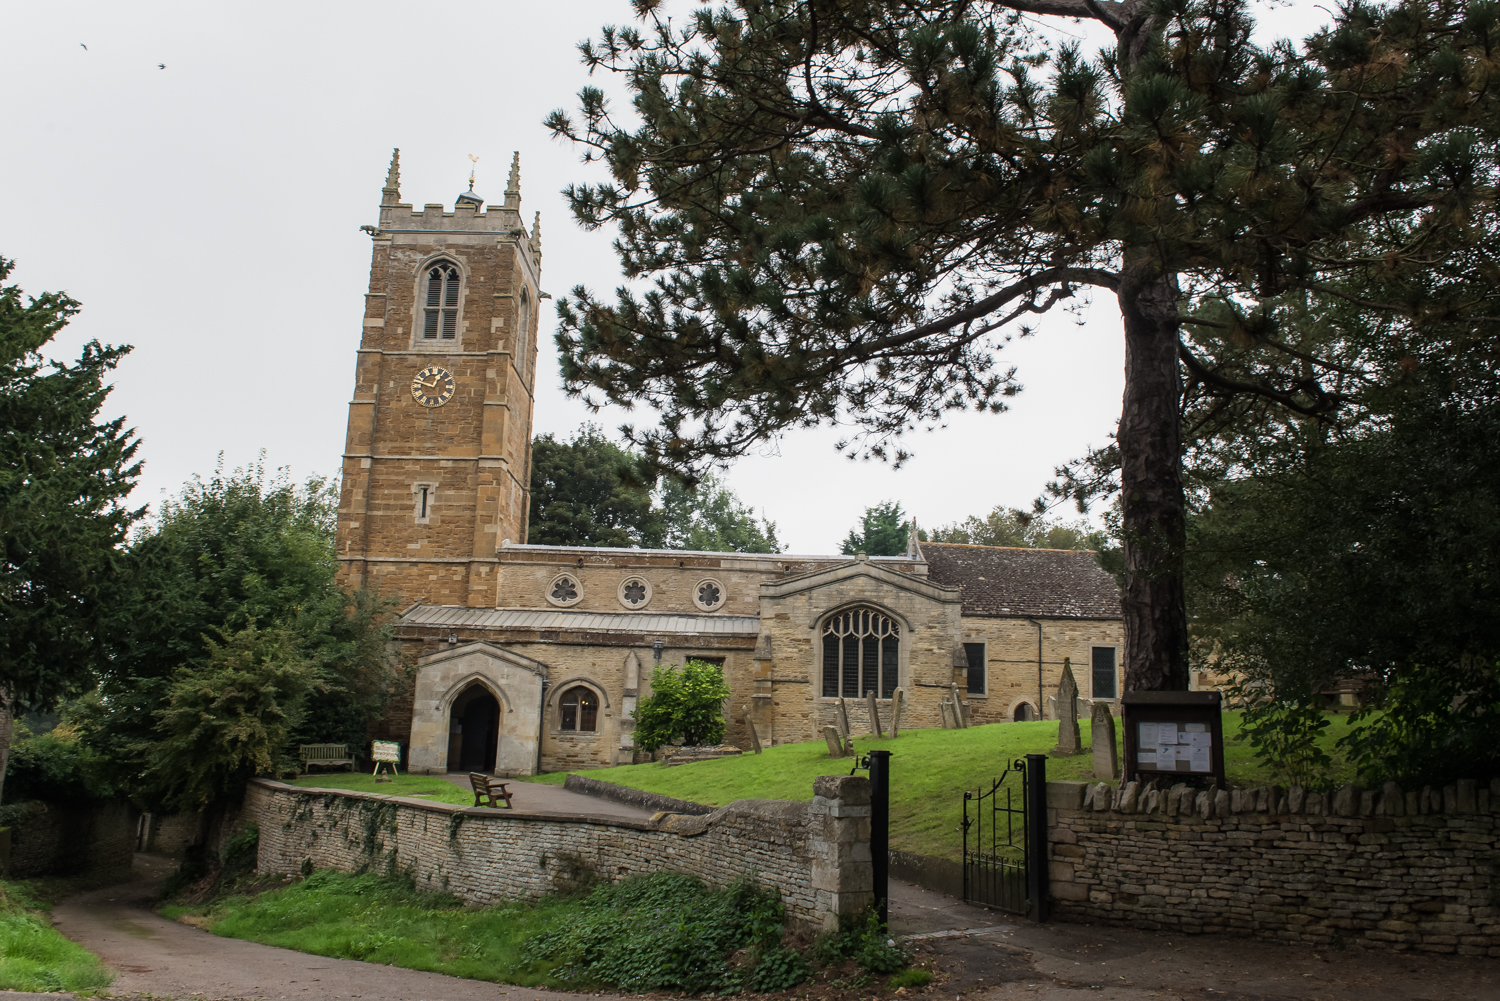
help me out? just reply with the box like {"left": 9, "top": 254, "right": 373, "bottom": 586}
{"left": 381, "top": 148, "right": 401, "bottom": 206}
{"left": 504, "top": 151, "right": 521, "bottom": 208}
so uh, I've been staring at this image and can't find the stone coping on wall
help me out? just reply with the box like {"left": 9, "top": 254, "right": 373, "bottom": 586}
{"left": 1043, "top": 776, "right": 1500, "bottom": 956}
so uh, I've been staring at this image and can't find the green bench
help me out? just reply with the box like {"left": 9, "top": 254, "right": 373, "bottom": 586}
{"left": 299, "top": 743, "right": 355, "bottom": 773}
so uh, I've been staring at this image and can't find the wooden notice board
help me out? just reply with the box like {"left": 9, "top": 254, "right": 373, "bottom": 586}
{"left": 1121, "top": 690, "right": 1226, "bottom": 787}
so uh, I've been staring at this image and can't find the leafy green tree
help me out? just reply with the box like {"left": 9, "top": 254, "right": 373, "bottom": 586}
{"left": 547, "top": 0, "right": 1500, "bottom": 692}
{"left": 84, "top": 463, "right": 397, "bottom": 811}
{"left": 633, "top": 659, "right": 731, "bottom": 751}
{"left": 140, "top": 625, "right": 318, "bottom": 812}
{"left": 928, "top": 506, "right": 1103, "bottom": 551}
{"left": 0, "top": 256, "right": 142, "bottom": 803}
{"left": 529, "top": 424, "right": 661, "bottom": 547}
{"left": 840, "top": 501, "right": 909, "bottom": 556}
{"left": 658, "top": 472, "right": 782, "bottom": 552}
{"left": 1189, "top": 386, "right": 1500, "bottom": 786}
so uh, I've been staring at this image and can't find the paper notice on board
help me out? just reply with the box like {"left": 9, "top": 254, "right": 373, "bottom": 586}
{"left": 1138, "top": 722, "right": 1159, "bottom": 747}
{"left": 1156, "top": 722, "right": 1179, "bottom": 744}
{"left": 1184, "top": 722, "right": 1207, "bottom": 734}
{"left": 1187, "top": 732, "right": 1212, "bottom": 749}
{"left": 1137, "top": 750, "right": 1156, "bottom": 765}
{"left": 1190, "top": 745, "right": 1212, "bottom": 772}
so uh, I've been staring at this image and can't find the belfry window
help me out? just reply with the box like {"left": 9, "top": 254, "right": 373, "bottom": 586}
{"left": 821, "top": 608, "right": 900, "bottom": 699}
{"left": 422, "top": 261, "right": 461, "bottom": 340}
{"left": 559, "top": 686, "right": 598, "bottom": 732}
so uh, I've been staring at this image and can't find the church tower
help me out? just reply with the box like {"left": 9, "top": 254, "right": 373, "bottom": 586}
{"left": 336, "top": 150, "right": 542, "bottom": 607}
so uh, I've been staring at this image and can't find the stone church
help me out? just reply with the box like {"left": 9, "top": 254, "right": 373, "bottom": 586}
{"left": 337, "top": 151, "right": 1123, "bottom": 776}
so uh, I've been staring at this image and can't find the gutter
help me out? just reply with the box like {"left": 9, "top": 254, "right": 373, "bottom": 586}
{"left": 1025, "top": 618, "right": 1044, "bottom": 720}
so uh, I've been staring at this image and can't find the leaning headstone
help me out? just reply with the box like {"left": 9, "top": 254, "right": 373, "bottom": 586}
{"left": 741, "top": 705, "right": 763, "bottom": 754}
{"left": 950, "top": 685, "right": 970, "bottom": 728}
{"left": 866, "top": 690, "right": 884, "bottom": 738}
{"left": 939, "top": 697, "right": 956, "bottom": 729}
{"left": 836, "top": 699, "right": 852, "bottom": 743}
{"left": 890, "top": 688, "right": 905, "bottom": 738}
{"left": 822, "top": 725, "right": 846, "bottom": 758}
{"left": 1052, "top": 659, "right": 1081, "bottom": 756}
{"left": 1091, "top": 701, "right": 1118, "bottom": 779}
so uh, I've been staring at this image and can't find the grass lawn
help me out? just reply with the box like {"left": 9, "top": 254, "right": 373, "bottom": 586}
{"left": 288, "top": 771, "right": 472, "bottom": 806}
{"left": 522, "top": 712, "right": 1362, "bottom": 861}
{"left": 0, "top": 880, "right": 114, "bottom": 994}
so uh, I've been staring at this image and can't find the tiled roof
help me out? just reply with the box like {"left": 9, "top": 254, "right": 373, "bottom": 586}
{"left": 918, "top": 543, "right": 1121, "bottom": 619}
{"left": 400, "top": 605, "right": 761, "bottom": 636}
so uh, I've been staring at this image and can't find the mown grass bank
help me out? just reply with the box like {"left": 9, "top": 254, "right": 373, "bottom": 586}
{"left": 287, "top": 771, "right": 471, "bottom": 804}
{"left": 163, "top": 868, "right": 917, "bottom": 995}
{"left": 524, "top": 713, "right": 1362, "bottom": 860}
{"left": 0, "top": 879, "right": 113, "bottom": 994}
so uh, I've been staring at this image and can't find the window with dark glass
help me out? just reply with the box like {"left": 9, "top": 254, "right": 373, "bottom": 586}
{"left": 964, "top": 642, "right": 986, "bottom": 695}
{"left": 1091, "top": 646, "right": 1117, "bottom": 699}
{"left": 821, "top": 608, "right": 899, "bottom": 699}
{"left": 422, "top": 261, "right": 461, "bottom": 339}
{"left": 559, "top": 686, "right": 598, "bottom": 732}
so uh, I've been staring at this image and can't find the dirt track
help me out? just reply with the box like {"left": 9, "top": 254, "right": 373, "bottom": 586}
{"left": 37, "top": 855, "right": 1500, "bottom": 1001}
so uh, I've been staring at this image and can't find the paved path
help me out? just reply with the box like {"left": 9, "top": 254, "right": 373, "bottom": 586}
{"left": 43, "top": 856, "right": 1500, "bottom": 1001}
{"left": 434, "top": 775, "right": 652, "bottom": 821}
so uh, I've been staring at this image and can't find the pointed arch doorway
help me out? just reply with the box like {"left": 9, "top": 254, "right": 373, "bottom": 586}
{"left": 448, "top": 683, "right": 501, "bottom": 773}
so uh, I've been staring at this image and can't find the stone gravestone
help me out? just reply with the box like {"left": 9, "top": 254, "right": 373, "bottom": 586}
{"left": 890, "top": 688, "right": 905, "bottom": 738}
{"left": 950, "top": 684, "right": 970, "bottom": 728}
{"left": 866, "top": 690, "right": 884, "bottom": 738}
{"left": 1053, "top": 658, "right": 1081, "bottom": 756}
{"left": 836, "top": 698, "right": 852, "bottom": 744}
{"left": 1091, "top": 701, "right": 1118, "bottom": 778}
{"left": 822, "top": 725, "right": 847, "bottom": 758}
{"left": 939, "top": 696, "right": 956, "bottom": 728}
{"left": 741, "top": 704, "right": 763, "bottom": 754}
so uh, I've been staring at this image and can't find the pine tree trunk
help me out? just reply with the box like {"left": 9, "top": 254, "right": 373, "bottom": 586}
{"left": 0, "top": 689, "right": 12, "bottom": 806}
{"left": 1116, "top": 263, "right": 1190, "bottom": 692}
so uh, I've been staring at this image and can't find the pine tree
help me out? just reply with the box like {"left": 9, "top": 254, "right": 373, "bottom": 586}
{"left": 548, "top": 0, "right": 1500, "bottom": 691}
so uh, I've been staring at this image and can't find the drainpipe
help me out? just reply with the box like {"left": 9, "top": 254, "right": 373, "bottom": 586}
{"left": 534, "top": 680, "right": 551, "bottom": 776}
{"left": 1026, "top": 618, "right": 1044, "bottom": 720}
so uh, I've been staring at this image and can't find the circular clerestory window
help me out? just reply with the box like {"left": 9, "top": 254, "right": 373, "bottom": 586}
{"left": 617, "top": 575, "right": 653, "bottom": 609}
{"left": 547, "top": 572, "right": 583, "bottom": 607}
{"left": 693, "top": 577, "right": 727, "bottom": 612}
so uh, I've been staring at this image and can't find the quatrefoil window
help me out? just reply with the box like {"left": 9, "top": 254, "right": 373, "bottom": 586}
{"left": 694, "top": 577, "right": 727, "bottom": 612}
{"left": 617, "top": 575, "right": 653, "bottom": 609}
{"left": 547, "top": 573, "right": 582, "bottom": 607}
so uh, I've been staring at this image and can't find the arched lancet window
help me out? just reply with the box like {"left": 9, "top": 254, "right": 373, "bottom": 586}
{"left": 822, "top": 608, "right": 899, "bottom": 699}
{"left": 422, "top": 261, "right": 461, "bottom": 340}
{"left": 559, "top": 686, "right": 598, "bottom": 732}
{"left": 516, "top": 287, "right": 531, "bottom": 376}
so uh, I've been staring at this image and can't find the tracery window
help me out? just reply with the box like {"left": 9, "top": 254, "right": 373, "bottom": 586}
{"left": 547, "top": 573, "right": 582, "bottom": 607}
{"left": 559, "top": 686, "right": 598, "bottom": 732}
{"left": 821, "top": 608, "right": 900, "bottom": 699}
{"left": 422, "top": 261, "right": 461, "bottom": 340}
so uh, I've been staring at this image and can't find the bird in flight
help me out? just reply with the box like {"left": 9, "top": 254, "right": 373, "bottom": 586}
{"left": 158, "top": 63, "right": 166, "bottom": 69}
{"left": 80, "top": 43, "right": 88, "bottom": 50}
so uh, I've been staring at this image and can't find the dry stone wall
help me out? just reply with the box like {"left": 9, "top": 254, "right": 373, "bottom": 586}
{"left": 246, "top": 775, "right": 872, "bottom": 930}
{"left": 1046, "top": 777, "right": 1500, "bottom": 956}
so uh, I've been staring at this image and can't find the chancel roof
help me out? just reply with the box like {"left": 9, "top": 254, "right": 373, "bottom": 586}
{"left": 918, "top": 542, "right": 1121, "bottom": 620}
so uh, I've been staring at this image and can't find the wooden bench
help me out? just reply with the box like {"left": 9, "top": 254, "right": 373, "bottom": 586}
{"left": 300, "top": 744, "right": 354, "bottom": 773}
{"left": 469, "top": 772, "right": 514, "bottom": 809}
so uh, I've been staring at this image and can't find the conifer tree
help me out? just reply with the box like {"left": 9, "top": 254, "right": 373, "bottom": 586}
{"left": 549, "top": 0, "right": 1500, "bottom": 691}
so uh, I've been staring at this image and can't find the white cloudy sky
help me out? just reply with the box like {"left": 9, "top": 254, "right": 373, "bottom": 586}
{"left": 2, "top": 1, "right": 1329, "bottom": 553}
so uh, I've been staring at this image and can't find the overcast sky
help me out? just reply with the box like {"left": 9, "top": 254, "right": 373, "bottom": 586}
{"left": 3, "top": 1, "right": 1330, "bottom": 553}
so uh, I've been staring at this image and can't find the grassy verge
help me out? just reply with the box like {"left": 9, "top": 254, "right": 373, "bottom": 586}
{"left": 521, "top": 712, "right": 1362, "bottom": 860}
{"left": 164, "top": 869, "right": 908, "bottom": 995}
{"left": 0, "top": 879, "right": 114, "bottom": 994}
{"left": 288, "top": 771, "right": 472, "bottom": 806}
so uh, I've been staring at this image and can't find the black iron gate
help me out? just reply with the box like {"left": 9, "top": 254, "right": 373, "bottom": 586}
{"left": 962, "top": 752, "right": 1048, "bottom": 918}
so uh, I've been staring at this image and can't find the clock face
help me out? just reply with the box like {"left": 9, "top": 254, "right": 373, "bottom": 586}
{"left": 410, "top": 366, "right": 456, "bottom": 408}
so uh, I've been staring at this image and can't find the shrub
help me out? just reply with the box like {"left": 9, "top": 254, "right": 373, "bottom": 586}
{"left": 522, "top": 872, "right": 796, "bottom": 993}
{"left": 632, "top": 660, "right": 730, "bottom": 752}
{"left": 812, "top": 907, "right": 907, "bottom": 974}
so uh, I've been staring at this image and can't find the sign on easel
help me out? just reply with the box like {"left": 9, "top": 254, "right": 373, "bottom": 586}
{"left": 371, "top": 740, "right": 401, "bottom": 782}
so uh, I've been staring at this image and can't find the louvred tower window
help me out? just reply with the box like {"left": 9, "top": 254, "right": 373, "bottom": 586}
{"left": 422, "top": 261, "right": 461, "bottom": 340}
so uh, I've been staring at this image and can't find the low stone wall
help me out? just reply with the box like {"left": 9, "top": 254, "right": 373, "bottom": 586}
{"left": 562, "top": 774, "right": 713, "bottom": 815}
{"left": 1047, "top": 777, "right": 1500, "bottom": 956}
{"left": 245, "top": 775, "right": 872, "bottom": 930}
{"left": 3, "top": 799, "right": 137, "bottom": 879}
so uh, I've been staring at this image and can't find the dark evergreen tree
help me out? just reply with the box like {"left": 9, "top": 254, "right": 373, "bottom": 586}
{"left": 0, "top": 257, "right": 141, "bottom": 803}
{"left": 840, "top": 501, "right": 910, "bottom": 556}
{"left": 528, "top": 424, "right": 661, "bottom": 547}
{"left": 547, "top": 0, "right": 1500, "bottom": 692}
{"left": 658, "top": 472, "right": 783, "bottom": 552}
